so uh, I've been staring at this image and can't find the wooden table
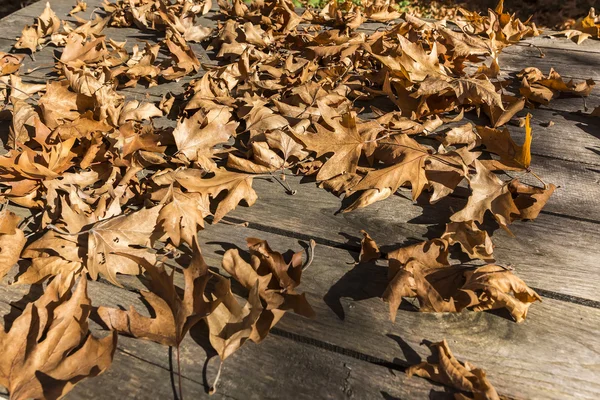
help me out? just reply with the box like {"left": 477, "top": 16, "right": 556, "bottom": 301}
{"left": 0, "top": 1, "right": 599, "bottom": 399}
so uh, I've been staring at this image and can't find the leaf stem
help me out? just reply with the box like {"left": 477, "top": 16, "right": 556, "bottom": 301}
{"left": 527, "top": 168, "right": 548, "bottom": 189}
{"left": 176, "top": 344, "right": 184, "bottom": 400}
{"left": 302, "top": 239, "right": 316, "bottom": 271}
{"left": 209, "top": 360, "right": 223, "bottom": 395}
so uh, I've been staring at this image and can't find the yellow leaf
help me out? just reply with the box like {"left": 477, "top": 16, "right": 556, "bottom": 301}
{"left": 516, "top": 113, "right": 532, "bottom": 168}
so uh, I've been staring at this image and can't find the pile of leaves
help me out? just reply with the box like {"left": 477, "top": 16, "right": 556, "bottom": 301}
{"left": 0, "top": 0, "right": 595, "bottom": 398}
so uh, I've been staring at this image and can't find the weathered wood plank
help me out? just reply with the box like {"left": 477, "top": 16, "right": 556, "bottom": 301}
{"left": 0, "top": 281, "right": 441, "bottom": 400}
{"left": 2, "top": 219, "right": 599, "bottom": 400}
{"left": 219, "top": 175, "right": 600, "bottom": 302}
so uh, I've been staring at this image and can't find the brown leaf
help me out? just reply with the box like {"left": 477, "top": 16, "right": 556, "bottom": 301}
{"left": 0, "top": 209, "right": 26, "bottom": 280}
{"left": 205, "top": 275, "right": 263, "bottom": 361}
{"left": 222, "top": 240, "right": 315, "bottom": 341}
{"left": 0, "top": 276, "right": 117, "bottom": 400}
{"left": 359, "top": 230, "right": 381, "bottom": 263}
{"left": 442, "top": 221, "right": 494, "bottom": 262}
{"left": 508, "top": 180, "right": 556, "bottom": 221}
{"left": 294, "top": 102, "right": 383, "bottom": 181}
{"left": 152, "top": 185, "right": 211, "bottom": 247}
{"left": 407, "top": 339, "right": 500, "bottom": 400}
{"left": 450, "top": 160, "right": 519, "bottom": 231}
{"left": 0, "top": 53, "right": 24, "bottom": 76}
{"left": 99, "top": 238, "right": 216, "bottom": 346}
{"left": 347, "top": 134, "right": 429, "bottom": 207}
{"left": 87, "top": 206, "right": 161, "bottom": 286}
{"left": 383, "top": 239, "right": 455, "bottom": 320}
{"left": 173, "top": 108, "right": 238, "bottom": 170}
{"left": 457, "top": 265, "right": 541, "bottom": 323}
{"left": 163, "top": 167, "right": 258, "bottom": 224}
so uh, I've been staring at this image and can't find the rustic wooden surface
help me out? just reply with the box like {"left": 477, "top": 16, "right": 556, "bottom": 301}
{"left": 1, "top": 1, "right": 600, "bottom": 399}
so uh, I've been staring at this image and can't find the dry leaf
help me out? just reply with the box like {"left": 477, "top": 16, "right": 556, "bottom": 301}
{"left": 0, "top": 276, "right": 117, "bottom": 400}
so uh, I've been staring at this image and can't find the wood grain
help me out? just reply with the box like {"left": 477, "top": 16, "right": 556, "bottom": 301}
{"left": 0, "top": 280, "right": 443, "bottom": 400}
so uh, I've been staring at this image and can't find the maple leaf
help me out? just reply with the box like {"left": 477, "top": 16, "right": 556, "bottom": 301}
{"left": 407, "top": 339, "right": 500, "bottom": 400}
{"left": 358, "top": 230, "right": 381, "bottom": 263}
{"left": 0, "top": 276, "right": 117, "bottom": 400}
{"left": 86, "top": 206, "right": 162, "bottom": 286}
{"left": 173, "top": 108, "right": 238, "bottom": 169}
{"left": 98, "top": 238, "right": 216, "bottom": 346}
{"left": 346, "top": 134, "right": 430, "bottom": 208}
{"left": 0, "top": 209, "right": 26, "bottom": 280}
{"left": 158, "top": 167, "right": 257, "bottom": 224}
{"left": 152, "top": 185, "right": 211, "bottom": 247}
{"left": 450, "top": 160, "right": 519, "bottom": 231}
{"left": 457, "top": 265, "right": 541, "bottom": 323}
{"left": 294, "top": 102, "right": 383, "bottom": 181}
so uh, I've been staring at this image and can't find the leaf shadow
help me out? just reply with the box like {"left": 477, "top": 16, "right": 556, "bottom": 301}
{"left": 323, "top": 259, "right": 388, "bottom": 320}
{"left": 2, "top": 283, "right": 44, "bottom": 331}
{"left": 189, "top": 322, "right": 219, "bottom": 394}
{"left": 381, "top": 336, "right": 455, "bottom": 400}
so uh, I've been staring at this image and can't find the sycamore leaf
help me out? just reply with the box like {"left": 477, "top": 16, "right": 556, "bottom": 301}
{"left": 173, "top": 108, "right": 238, "bottom": 170}
{"left": 222, "top": 239, "right": 315, "bottom": 342}
{"left": 162, "top": 168, "right": 257, "bottom": 224}
{"left": 476, "top": 113, "right": 532, "bottom": 170}
{"left": 0, "top": 276, "right": 117, "bottom": 400}
{"left": 442, "top": 221, "right": 494, "bottom": 262}
{"left": 98, "top": 238, "right": 216, "bottom": 346}
{"left": 508, "top": 180, "right": 556, "bottom": 221}
{"left": 0, "top": 53, "right": 24, "bottom": 76}
{"left": 457, "top": 265, "right": 541, "bottom": 323}
{"left": 383, "top": 239, "right": 454, "bottom": 320}
{"left": 450, "top": 160, "right": 519, "bottom": 230}
{"left": 152, "top": 185, "right": 211, "bottom": 247}
{"left": 407, "top": 339, "right": 500, "bottom": 400}
{"left": 87, "top": 206, "right": 161, "bottom": 286}
{"left": 206, "top": 275, "right": 263, "bottom": 361}
{"left": 347, "top": 134, "right": 429, "bottom": 205}
{"left": 118, "top": 100, "right": 163, "bottom": 125}
{"left": 0, "top": 209, "right": 26, "bottom": 280}
{"left": 358, "top": 230, "right": 381, "bottom": 263}
{"left": 294, "top": 102, "right": 383, "bottom": 181}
